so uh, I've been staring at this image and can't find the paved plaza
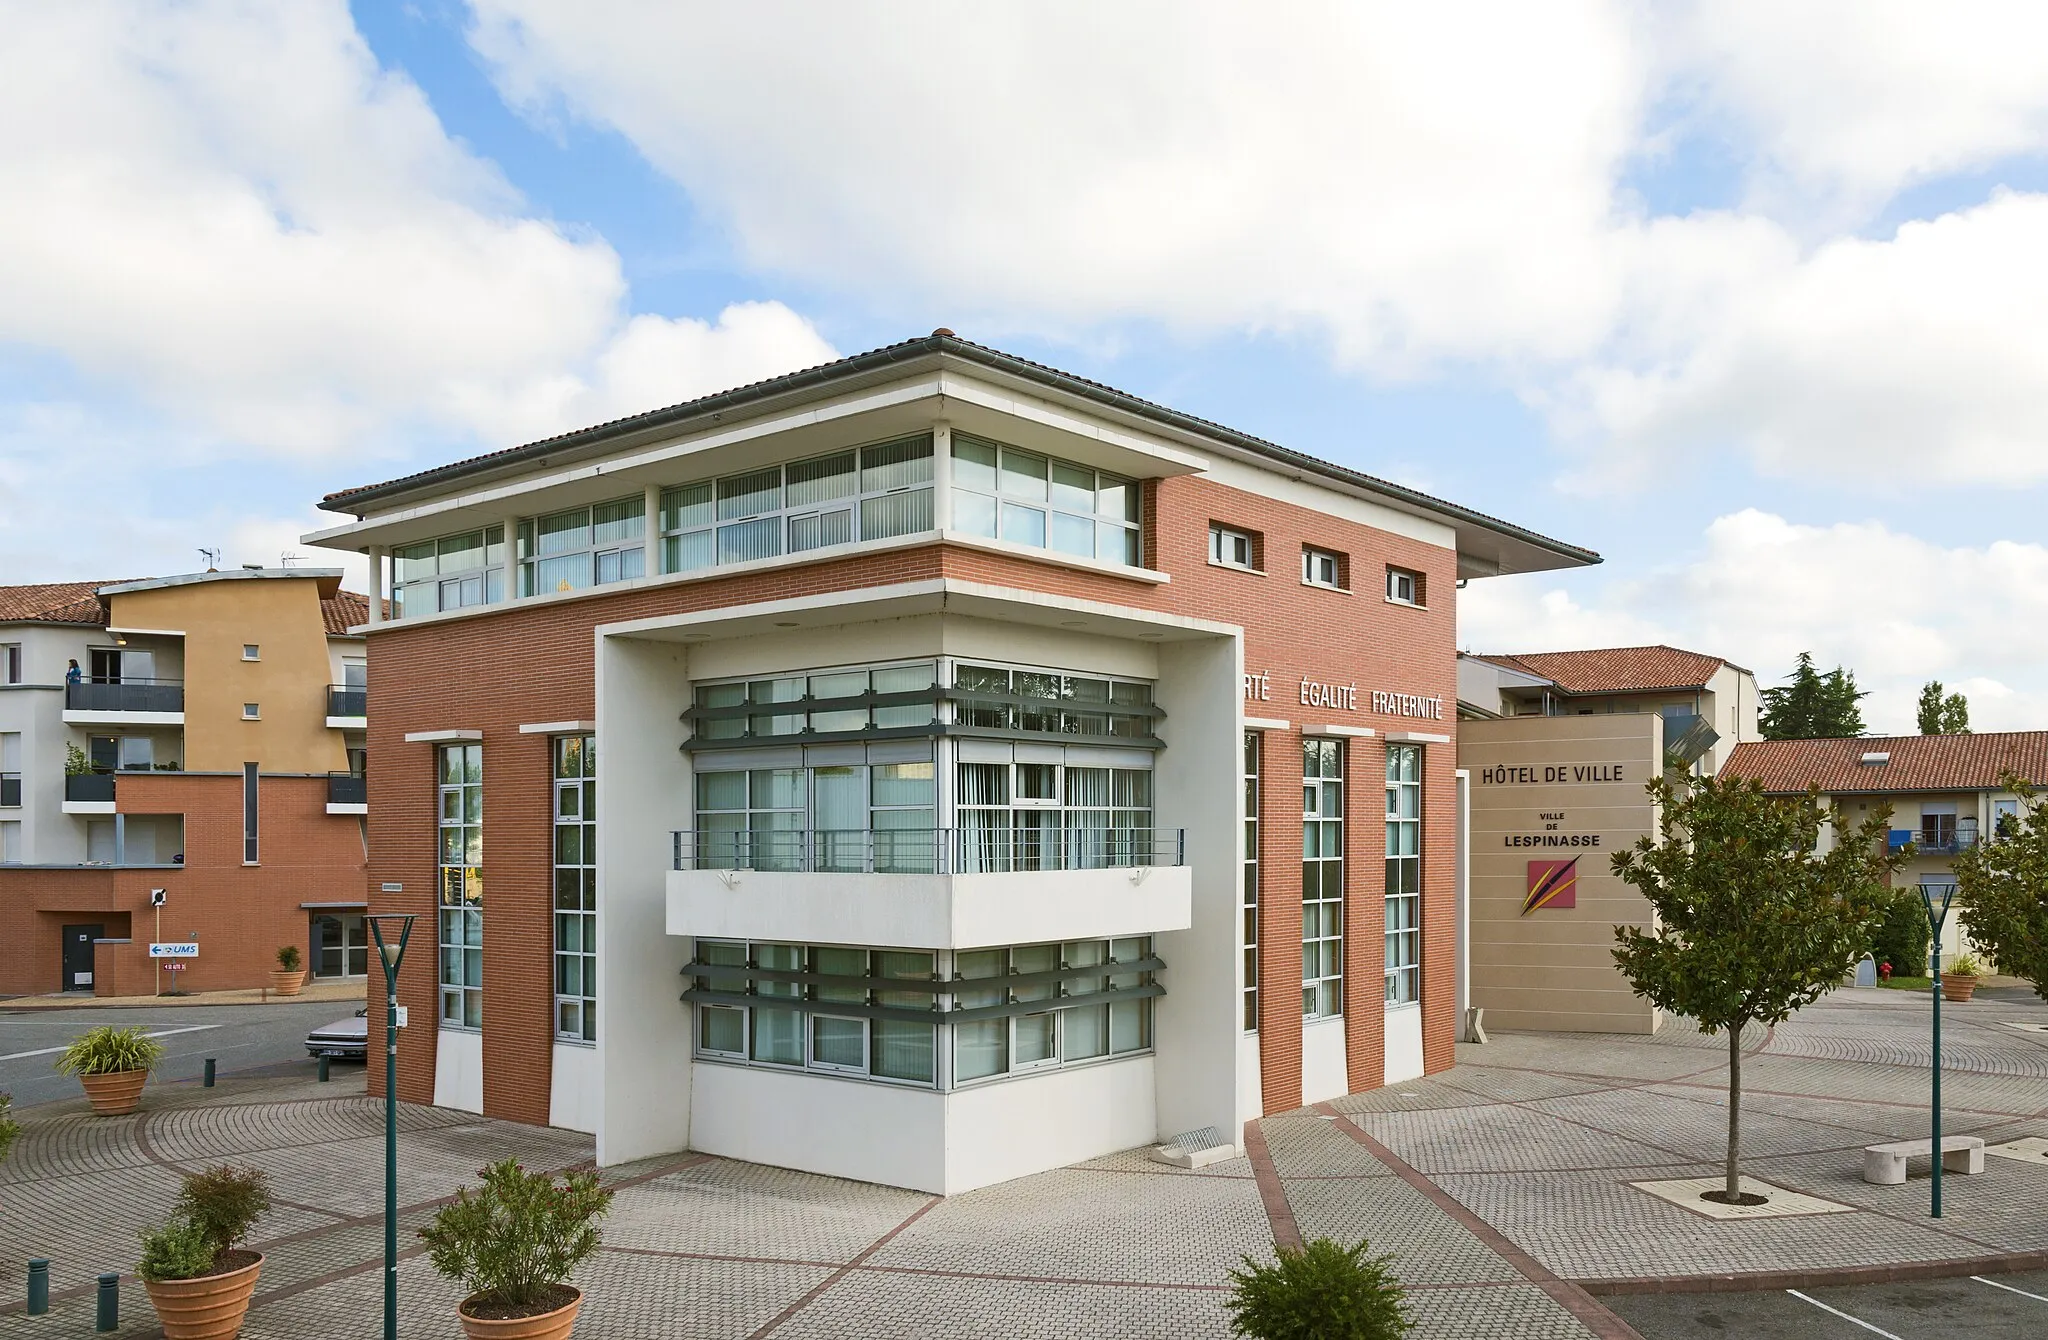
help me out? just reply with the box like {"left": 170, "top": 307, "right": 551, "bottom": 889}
{"left": 0, "top": 984, "right": 2044, "bottom": 1338}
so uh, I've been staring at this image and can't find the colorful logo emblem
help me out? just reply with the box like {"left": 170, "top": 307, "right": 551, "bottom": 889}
{"left": 1523, "top": 858, "right": 1578, "bottom": 914}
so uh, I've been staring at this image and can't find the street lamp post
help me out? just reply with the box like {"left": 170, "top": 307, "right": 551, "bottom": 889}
{"left": 368, "top": 914, "right": 416, "bottom": 1340}
{"left": 1919, "top": 881, "right": 1955, "bottom": 1219}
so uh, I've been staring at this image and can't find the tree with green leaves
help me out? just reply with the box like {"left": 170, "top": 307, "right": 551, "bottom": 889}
{"left": 1915, "top": 681, "right": 1970, "bottom": 735}
{"left": 1951, "top": 776, "right": 2048, "bottom": 999}
{"left": 1760, "top": 652, "right": 1868, "bottom": 739}
{"left": 1611, "top": 775, "right": 1902, "bottom": 1203}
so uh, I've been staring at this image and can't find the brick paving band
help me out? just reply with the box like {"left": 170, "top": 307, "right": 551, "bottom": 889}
{"left": 743, "top": 1196, "right": 942, "bottom": 1340}
{"left": 1318, "top": 1106, "right": 1648, "bottom": 1340}
{"left": 1240, "top": 1117, "right": 1303, "bottom": 1249}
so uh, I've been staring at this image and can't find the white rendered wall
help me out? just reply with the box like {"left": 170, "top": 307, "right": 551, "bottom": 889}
{"left": 594, "top": 633, "right": 696, "bottom": 1166}
{"left": 690, "top": 1063, "right": 948, "bottom": 1192}
{"left": 667, "top": 865, "right": 1191, "bottom": 950}
{"left": 548, "top": 1043, "right": 601, "bottom": 1134}
{"left": 432, "top": 1028, "right": 483, "bottom": 1114}
{"left": 1384, "top": 1006, "right": 1424, "bottom": 1085}
{"left": 1301, "top": 1018, "right": 1348, "bottom": 1106}
{"left": 1, "top": 626, "right": 97, "bottom": 864}
{"left": 1235, "top": 1032, "right": 1264, "bottom": 1129}
{"left": 1149, "top": 635, "right": 1247, "bottom": 1146}
{"left": 944, "top": 1057, "right": 1157, "bottom": 1193}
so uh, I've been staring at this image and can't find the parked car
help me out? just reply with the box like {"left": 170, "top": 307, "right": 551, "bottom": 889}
{"left": 305, "top": 1008, "right": 369, "bottom": 1061}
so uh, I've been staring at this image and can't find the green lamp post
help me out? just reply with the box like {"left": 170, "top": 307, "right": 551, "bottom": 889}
{"left": 1918, "top": 881, "right": 1955, "bottom": 1218}
{"left": 368, "top": 913, "right": 416, "bottom": 1340}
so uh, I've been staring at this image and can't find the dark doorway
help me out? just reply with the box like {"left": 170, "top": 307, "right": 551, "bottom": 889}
{"left": 61, "top": 923, "right": 104, "bottom": 991}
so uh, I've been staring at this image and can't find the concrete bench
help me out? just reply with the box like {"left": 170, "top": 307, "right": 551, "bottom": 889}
{"left": 1862, "top": 1136, "right": 1984, "bottom": 1185}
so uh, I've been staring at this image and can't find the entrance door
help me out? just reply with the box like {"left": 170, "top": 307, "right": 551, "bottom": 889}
{"left": 60, "top": 923, "right": 103, "bottom": 991}
{"left": 312, "top": 914, "right": 369, "bottom": 978}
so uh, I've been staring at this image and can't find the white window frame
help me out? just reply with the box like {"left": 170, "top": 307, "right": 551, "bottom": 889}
{"left": 241, "top": 644, "right": 260, "bottom": 661}
{"left": 519, "top": 497, "right": 646, "bottom": 596}
{"left": 1243, "top": 730, "right": 1260, "bottom": 1032}
{"left": 1302, "top": 546, "right": 1346, "bottom": 591}
{"left": 552, "top": 735, "right": 597, "bottom": 1043}
{"left": 659, "top": 435, "right": 935, "bottom": 575}
{"left": 950, "top": 433, "right": 1141, "bottom": 567}
{"left": 242, "top": 703, "right": 260, "bottom": 720}
{"left": 1, "top": 643, "right": 20, "bottom": 685}
{"left": 437, "top": 743, "right": 484, "bottom": 1030}
{"left": 1386, "top": 566, "right": 1423, "bottom": 606}
{"left": 1303, "top": 738, "right": 1345, "bottom": 1019}
{"left": 1210, "top": 524, "right": 1257, "bottom": 571}
{"left": 392, "top": 527, "right": 505, "bottom": 619}
{"left": 1385, "top": 743, "right": 1423, "bottom": 1006}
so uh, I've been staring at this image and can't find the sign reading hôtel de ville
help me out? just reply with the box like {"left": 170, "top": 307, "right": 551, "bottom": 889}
{"left": 1243, "top": 672, "right": 1444, "bottom": 720}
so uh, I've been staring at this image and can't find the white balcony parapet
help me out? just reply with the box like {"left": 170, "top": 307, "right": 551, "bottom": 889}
{"left": 666, "top": 827, "right": 1191, "bottom": 950}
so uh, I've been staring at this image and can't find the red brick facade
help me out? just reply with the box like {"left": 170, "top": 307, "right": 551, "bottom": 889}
{"left": 0, "top": 773, "right": 366, "bottom": 996}
{"left": 362, "top": 471, "right": 1461, "bottom": 1120}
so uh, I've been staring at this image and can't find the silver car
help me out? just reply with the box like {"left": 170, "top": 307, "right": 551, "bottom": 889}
{"left": 305, "top": 1007, "right": 369, "bottom": 1060}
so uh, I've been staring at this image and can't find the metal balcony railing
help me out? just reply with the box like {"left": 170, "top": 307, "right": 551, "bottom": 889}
{"left": 0, "top": 772, "right": 19, "bottom": 807}
{"left": 65, "top": 773, "right": 115, "bottom": 803}
{"left": 672, "top": 826, "right": 1187, "bottom": 875}
{"left": 327, "top": 685, "right": 367, "bottom": 718}
{"left": 1915, "top": 831, "right": 1976, "bottom": 856}
{"left": 65, "top": 679, "right": 183, "bottom": 713}
{"left": 327, "top": 772, "right": 367, "bottom": 806}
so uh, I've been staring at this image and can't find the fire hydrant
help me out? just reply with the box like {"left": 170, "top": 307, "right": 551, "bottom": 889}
{"left": 1879, "top": 961, "right": 1892, "bottom": 981}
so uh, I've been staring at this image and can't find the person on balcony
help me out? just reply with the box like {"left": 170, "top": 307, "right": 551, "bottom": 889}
{"left": 65, "top": 659, "right": 81, "bottom": 685}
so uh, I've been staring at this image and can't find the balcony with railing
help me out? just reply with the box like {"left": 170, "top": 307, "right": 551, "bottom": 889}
{"left": 668, "top": 825, "right": 1191, "bottom": 950}
{"left": 63, "top": 678, "right": 184, "bottom": 723}
{"left": 63, "top": 772, "right": 116, "bottom": 813}
{"left": 326, "top": 772, "right": 368, "bottom": 814}
{"left": 325, "top": 684, "right": 367, "bottom": 726}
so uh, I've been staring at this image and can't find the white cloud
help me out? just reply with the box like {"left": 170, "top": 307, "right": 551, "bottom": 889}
{"left": 470, "top": 0, "right": 1647, "bottom": 371}
{"left": 1461, "top": 509, "right": 2048, "bottom": 734}
{"left": 1658, "top": 1, "right": 2048, "bottom": 223}
{"left": 0, "top": 1, "right": 837, "bottom": 459}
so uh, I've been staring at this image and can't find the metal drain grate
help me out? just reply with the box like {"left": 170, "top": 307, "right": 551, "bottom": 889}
{"left": 1165, "top": 1126, "right": 1227, "bottom": 1153}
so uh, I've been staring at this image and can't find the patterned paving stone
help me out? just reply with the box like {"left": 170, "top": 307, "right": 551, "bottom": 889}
{"left": 1257, "top": 1113, "right": 1396, "bottom": 1178}
{"left": 1347, "top": 1102, "right": 1689, "bottom": 1175}
{"left": 1404, "top": 1283, "right": 1602, "bottom": 1340}
{"left": 771, "top": 1271, "right": 1235, "bottom": 1340}
{"left": 1282, "top": 1175, "right": 1523, "bottom": 1286}
{"left": 869, "top": 1167, "right": 1270, "bottom": 1286}
{"left": 602, "top": 1159, "right": 931, "bottom": 1265}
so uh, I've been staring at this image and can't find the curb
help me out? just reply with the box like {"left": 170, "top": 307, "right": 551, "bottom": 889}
{"left": 1579, "top": 1248, "right": 2048, "bottom": 1295}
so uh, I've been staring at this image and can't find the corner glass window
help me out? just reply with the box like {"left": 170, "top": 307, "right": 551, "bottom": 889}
{"left": 952, "top": 433, "right": 1140, "bottom": 566}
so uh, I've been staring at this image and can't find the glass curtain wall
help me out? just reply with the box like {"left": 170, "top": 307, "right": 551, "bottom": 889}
{"left": 1302, "top": 738, "right": 1343, "bottom": 1020}
{"left": 660, "top": 435, "right": 935, "bottom": 574}
{"left": 1384, "top": 744, "right": 1422, "bottom": 1005}
{"left": 554, "top": 735, "right": 597, "bottom": 1042}
{"left": 437, "top": 744, "right": 483, "bottom": 1028}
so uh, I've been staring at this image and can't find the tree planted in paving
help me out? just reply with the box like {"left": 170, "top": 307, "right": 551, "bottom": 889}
{"left": 1611, "top": 774, "right": 1901, "bottom": 1203}
{"left": 1951, "top": 776, "right": 2048, "bottom": 999}
{"left": 1761, "top": 651, "right": 1869, "bottom": 739}
{"left": 1916, "top": 681, "right": 1971, "bottom": 735}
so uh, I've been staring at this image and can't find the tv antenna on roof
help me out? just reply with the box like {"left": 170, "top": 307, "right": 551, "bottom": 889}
{"left": 198, "top": 546, "right": 222, "bottom": 571}
{"left": 280, "top": 551, "right": 305, "bottom": 568}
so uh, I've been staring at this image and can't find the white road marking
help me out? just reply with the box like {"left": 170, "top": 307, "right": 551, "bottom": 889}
{"left": 1786, "top": 1290, "right": 1904, "bottom": 1338}
{"left": 1972, "top": 1275, "right": 2048, "bottom": 1304}
{"left": 0, "top": 1024, "right": 221, "bottom": 1063}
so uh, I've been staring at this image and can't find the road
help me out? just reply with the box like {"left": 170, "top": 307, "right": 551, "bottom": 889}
{"left": 0, "top": 999, "right": 362, "bottom": 1107}
{"left": 1609, "top": 1271, "right": 2048, "bottom": 1339}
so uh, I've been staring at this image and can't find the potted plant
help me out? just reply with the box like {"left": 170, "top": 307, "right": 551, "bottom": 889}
{"left": 0, "top": 1093, "right": 19, "bottom": 1163}
{"left": 270, "top": 945, "right": 306, "bottom": 997}
{"left": 1942, "top": 952, "right": 1983, "bottom": 1002}
{"left": 139, "top": 1165, "right": 271, "bottom": 1339}
{"left": 54, "top": 1025, "right": 165, "bottom": 1115}
{"left": 1226, "top": 1237, "right": 1411, "bottom": 1340}
{"left": 420, "top": 1158, "right": 614, "bottom": 1340}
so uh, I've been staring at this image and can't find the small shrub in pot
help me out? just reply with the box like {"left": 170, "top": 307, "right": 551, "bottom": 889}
{"left": 138, "top": 1165, "right": 272, "bottom": 1339}
{"left": 54, "top": 1025, "right": 166, "bottom": 1115}
{"left": 420, "top": 1158, "right": 614, "bottom": 1338}
{"left": 270, "top": 944, "right": 305, "bottom": 996}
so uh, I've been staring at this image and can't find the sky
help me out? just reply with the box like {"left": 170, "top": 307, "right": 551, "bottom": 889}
{"left": 3, "top": 1, "right": 2047, "bottom": 734}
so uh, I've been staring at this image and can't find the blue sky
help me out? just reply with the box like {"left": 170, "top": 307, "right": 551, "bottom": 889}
{"left": 4, "top": 2, "right": 2047, "bottom": 733}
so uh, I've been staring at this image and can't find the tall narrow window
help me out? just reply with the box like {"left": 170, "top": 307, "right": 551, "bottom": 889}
{"left": 437, "top": 744, "right": 483, "bottom": 1029}
{"left": 1, "top": 644, "right": 20, "bottom": 684}
{"left": 242, "top": 763, "right": 259, "bottom": 863}
{"left": 1243, "top": 731, "right": 1260, "bottom": 1031}
{"left": 553, "top": 736, "right": 596, "bottom": 1042}
{"left": 1385, "top": 744, "right": 1422, "bottom": 1005}
{"left": 1302, "top": 738, "right": 1343, "bottom": 1019}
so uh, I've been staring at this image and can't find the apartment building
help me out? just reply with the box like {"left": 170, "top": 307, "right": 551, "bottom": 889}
{"left": 1461, "top": 645, "right": 1760, "bottom": 778}
{"left": 1722, "top": 731, "right": 2048, "bottom": 968}
{"left": 0, "top": 570, "right": 371, "bottom": 995}
{"left": 307, "top": 330, "right": 1596, "bottom": 1193}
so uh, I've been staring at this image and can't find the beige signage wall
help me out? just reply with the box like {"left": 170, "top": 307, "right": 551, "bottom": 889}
{"left": 1461, "top": 715, "right": 1662, "bottom": 1034}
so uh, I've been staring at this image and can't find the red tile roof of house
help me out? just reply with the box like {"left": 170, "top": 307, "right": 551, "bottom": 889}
{"left": 320, "top": 589, "right": 383, "bottom": 635}
{"left": 1475, "top": 645, "right": 1742, "bottom": 695}
{"left": 0, "top": 580, "right": 121, "bottom": 627}
{"left": 1723, "top": 732, "right": 2048, "bottom": 794}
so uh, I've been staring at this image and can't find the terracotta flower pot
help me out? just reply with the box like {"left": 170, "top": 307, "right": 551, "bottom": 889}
{"left": 269, "top": 969, "right": 305, "bottom": 997}
{"left": 78, "top": 1069, "right": 148, "bottom": 1115}
{"left": 1942, "top": 975, "right": 1978, "bottom": 1002}
{"left": 143, "top": 1251, "right": 263, "bottom": 1340}
{"left": 457, "top": 1286, "right": 584, "bottom": 1340}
